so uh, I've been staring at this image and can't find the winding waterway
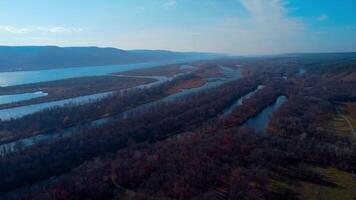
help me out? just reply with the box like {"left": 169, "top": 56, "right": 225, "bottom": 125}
{"left": 0, "top": 66, "right": 241, "bottom": 154}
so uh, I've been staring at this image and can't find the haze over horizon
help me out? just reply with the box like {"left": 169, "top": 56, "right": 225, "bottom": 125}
{"left": 1, "top": 0, "right": 356, "bottom": 55}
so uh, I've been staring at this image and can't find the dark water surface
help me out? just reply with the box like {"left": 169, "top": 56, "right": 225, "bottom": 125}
{"left": 244, "top": 96, "right": 288, "bottom": 134}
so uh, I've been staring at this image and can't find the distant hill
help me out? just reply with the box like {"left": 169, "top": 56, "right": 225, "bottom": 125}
{"left": 129, "top": 49, "right": 220, "bottom": 61}
{"left": 0, "top": 46, "right": 222, "bottom": 72}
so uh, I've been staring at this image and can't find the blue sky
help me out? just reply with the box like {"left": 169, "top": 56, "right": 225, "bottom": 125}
{"left": 0, "top": 0, "right": 355, "bottom": 55}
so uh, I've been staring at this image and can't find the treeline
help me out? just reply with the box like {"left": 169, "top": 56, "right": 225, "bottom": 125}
{"left": 0, "top": 76, "right": 261, "bottom": 194}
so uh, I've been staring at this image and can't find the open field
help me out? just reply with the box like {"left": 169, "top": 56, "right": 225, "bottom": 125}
{"left": 298, "top": 167, "right": 355, "bottom": 200}
{"left": 341, "top": 102, "right": 356, "bottom": 128}
{"left": 323, "top": 102, "right": 356, "bottom": 141}
{"left": 167, "top": 79, "right": 207, "bottom": 94}
{"left": 269, "top": 166, "right": 356, "bottom": 200}
{"left": 324, "top": 115, "right": 353, "bottom": 138}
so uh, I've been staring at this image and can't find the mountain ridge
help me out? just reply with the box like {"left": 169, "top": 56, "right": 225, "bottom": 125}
{"left": 0, "top": 46, "right": 222, "bottom": 72}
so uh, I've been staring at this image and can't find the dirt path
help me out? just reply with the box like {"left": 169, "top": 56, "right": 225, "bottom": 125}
{"left": 336, "top": 107, "right": 356, "bottom": 138}
{"left": 340, "top": 115, "right": 356, "bottom": 137}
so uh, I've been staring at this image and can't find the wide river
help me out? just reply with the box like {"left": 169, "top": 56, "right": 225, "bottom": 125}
{"left": 0, "top": 59, "right": 195, "bottom": 87}
{"left": 0, "top": 59, "right": 202, "bottom": 119}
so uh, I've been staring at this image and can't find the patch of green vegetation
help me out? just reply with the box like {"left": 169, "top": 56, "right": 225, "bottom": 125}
{"left": 323, "top": 102, "right": 356, "bottom": 141}
{"left": 298, "top": 167, "right": 355, "bottom": 200}
{"left": 269, "top": 166, "right": 356, "bottom": 200}
{"left": 324, "top": 115, "right": 352, "bottom": 138}
{"left": 269, "top": 179, "right": 299, "bottom": 200}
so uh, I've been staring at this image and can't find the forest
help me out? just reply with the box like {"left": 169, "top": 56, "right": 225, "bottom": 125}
{"left": 0, "top": 54, "right": 355, "bottom": 199}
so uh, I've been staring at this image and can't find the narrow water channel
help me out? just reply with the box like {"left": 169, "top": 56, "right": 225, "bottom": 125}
{"left": 0, "top": 91, "right": 48, "bottom": 105}
{"left": 243, "top": 96, "right": 288, "bottom": 134}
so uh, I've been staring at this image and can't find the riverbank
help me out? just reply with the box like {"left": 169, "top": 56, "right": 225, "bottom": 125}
{"left": 0, "top": 76, "right": 156, "bottom": 109}
{"left": 116, "top": 63, "right": 192, "bottom": 77}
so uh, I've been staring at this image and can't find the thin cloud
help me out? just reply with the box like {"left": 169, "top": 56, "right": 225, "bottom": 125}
{"left": 204, "top": 0, "right": 305, "bottom": 54}
{"left": 114, "top": 0, "right": 305, "bottom": 55}
{"left": 164, "top": 0, "right": 176, "bottom": 7}
{"left": 0, "top": 25, "right": 83, "bottom": 34}
{"left": 0, "top": 26, "right": 31, "bottom": 34}
{"left": 317, "top": 14, "right": 328, "bottom": 21}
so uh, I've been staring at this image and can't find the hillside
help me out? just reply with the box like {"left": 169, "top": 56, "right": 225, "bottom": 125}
{"left": 0, "top": 46, "right": 220, "bottom": 72}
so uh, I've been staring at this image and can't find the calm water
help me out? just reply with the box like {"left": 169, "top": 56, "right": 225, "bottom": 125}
{"left": 0, "top": 91, "right": 48, "bottom": 105}
{"left": 244, "top": 96, "right": 288, "bottom": 134}
{"left": 0, "top": 67, "right": 241, "bottom": 154}
{"left": 0, "top": 59, "right": 194, "bottom": 87}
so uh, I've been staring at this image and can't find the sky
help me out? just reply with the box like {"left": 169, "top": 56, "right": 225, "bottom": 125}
{"left": 0, "top": 0, "right": 355, "bottom": 55}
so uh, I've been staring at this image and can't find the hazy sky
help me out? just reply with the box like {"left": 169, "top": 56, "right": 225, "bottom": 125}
{"left": 0, "top": 0, "right": 355, "bottom": 55}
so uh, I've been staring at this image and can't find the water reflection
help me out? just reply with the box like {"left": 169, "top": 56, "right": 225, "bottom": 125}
{"left": 0, "top": 59, "right": 196, "bottom": 87}
{"left": 244, "top": 96, "right": 287, "bottom": 134}
{"left": 0, "top": 91, "right": 48, "bottom": 105}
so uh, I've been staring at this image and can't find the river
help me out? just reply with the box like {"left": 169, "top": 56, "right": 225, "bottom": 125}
{"left": 0, "top": 59, "right": 198, "bottom": 87}
{"left": 0, "top": 91, "right": 48, "bottom": 105}
{"left": 0, "top": 66, "right": 241, "bottom": 154}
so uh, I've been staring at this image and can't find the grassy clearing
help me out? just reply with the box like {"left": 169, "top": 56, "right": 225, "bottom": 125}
{"left": 298, "top": 167, "right": 355, "bottom": 200}
{"left": 117, "top": 64, "right": 191, "bottom": 77}
{"left": 322, "top": 102, "right": 356, "bottom": 141}
{"left": 341, "top": 103, "right": 356, "bottom": 128}
{"left": 167, "top": 79, "right": 207, "bottom": 94}
{"left": 269, "top": 166, "right": 356, "bottom": 200}
{"left": 323, "top": 115, "right": 353, "bottom": 140}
